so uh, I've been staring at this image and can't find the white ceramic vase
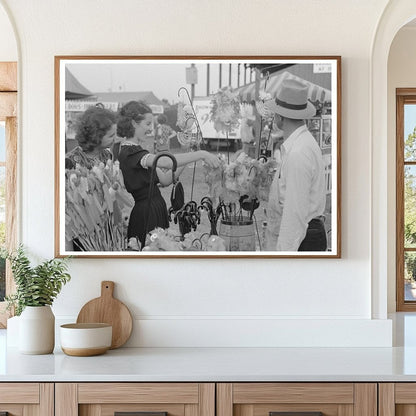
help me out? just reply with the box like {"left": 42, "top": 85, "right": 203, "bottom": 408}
{"left": 6, "top": 315, "right": 20, "bottom": 347}
{"left": 19, "top": 305, "right": 55, "bottom": 354}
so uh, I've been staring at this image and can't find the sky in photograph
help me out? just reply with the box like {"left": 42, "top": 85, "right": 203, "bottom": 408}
{"left": 67, "top": 62, "right": 248, "bottom": 104}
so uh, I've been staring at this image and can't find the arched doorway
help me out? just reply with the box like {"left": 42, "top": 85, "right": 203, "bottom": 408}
{"left": 371, "top": 1, "right": 416, "bottom": 318}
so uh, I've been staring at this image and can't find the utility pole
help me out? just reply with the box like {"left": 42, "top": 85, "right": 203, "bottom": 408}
{"left": 219, "top": 64, "right": 222, "bottom": 89}
{"left": 254, "top": 68, "right": 262, "bottom": 158}
{"left": 206, "top": 63, "right": 210, "bottom": 96}
{"left": 186, "top": 64, "right": 198, "bottom": 100}
{"left": 191, "top": 63, "right": 195, "bottom": 100}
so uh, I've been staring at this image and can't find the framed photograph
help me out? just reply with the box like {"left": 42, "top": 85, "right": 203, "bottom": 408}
{"left": 55, "top": 56, "right": 341, "bottom": 258}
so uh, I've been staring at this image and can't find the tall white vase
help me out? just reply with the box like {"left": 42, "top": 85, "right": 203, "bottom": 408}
{"left": 6, "top": 315, "right": 20, "bottom": 347}
{"left": 19, "top": 306, "right": 55, "bottom": 354}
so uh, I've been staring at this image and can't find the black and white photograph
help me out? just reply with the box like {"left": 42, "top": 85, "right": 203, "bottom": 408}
{"left": 55, "top": 57, "right": 341, "bottom": 257}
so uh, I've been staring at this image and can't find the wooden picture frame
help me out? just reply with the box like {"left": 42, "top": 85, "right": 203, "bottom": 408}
{"left": 55, "top": 56, "right": 341, "bottom": 258}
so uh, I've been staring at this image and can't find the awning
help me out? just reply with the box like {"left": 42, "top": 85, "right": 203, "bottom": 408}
{"left": 65, "top": 68, "right": 94, "bottom": 100}
{"left": 237, "top": 71, "right": 331, "bottom": 103}
{"left": 94, "top": 91, "right": 165, "bottom": 106}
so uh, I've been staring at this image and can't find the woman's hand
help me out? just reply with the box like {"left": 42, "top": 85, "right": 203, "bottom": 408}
{"left": 202, "top": 151, "right": 220, "bottom": 168}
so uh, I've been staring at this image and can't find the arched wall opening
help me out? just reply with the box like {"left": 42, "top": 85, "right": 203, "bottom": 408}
{"left": 371, "top": 1, "right": 416, "bottom": 318}
{"left": 387, "top": 19, "right": 416, "bottom": 313}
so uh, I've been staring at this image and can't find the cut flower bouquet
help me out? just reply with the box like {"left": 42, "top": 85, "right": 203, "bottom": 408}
{"left": 65, "top": 159, "right": 134, "bottom": 251}
{"left": 203, "top": 152, "right": 277, "bottom": 204}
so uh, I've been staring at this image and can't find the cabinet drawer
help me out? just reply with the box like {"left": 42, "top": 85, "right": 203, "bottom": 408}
{"left": 0, "top": 383, "right": 53, "bottom": 415}
{"left": 232, "top": 383, "right": 354, "bottom": 404}
{"left": 379, "top": 383, "right": 416, "bottom": 415}
{"left": 56, "top": 383, "right": 215, "bottom": 416}
{"left": 218, "top": 383, "right": 376, "bottom": 416}
{"left": 0, "top": 383, "right": 39, "bottom": 403}
{"left": 78, "top": 383, "right": 200, "bottom": 404}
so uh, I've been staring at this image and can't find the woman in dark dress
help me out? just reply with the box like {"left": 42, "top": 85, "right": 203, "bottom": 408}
{"left": 117, "top": 101, "right": 220, "bottom": 248}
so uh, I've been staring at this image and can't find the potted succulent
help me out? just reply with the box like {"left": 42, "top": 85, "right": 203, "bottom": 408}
{"left": 4, "top": 246, "right": 71, "bottom": 354}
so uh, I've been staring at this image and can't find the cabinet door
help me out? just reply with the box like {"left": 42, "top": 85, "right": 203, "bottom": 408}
{"left": 217, "top": 383, "right": 377, "bottom": 416}
{"left": 379, "top": 383, "right": 416, "bottom": 416}
{"left": 0, "top": 383, "right": 53, "bottom": 415}
{"left": 55, "top": 383, "right": 215, "bottom": 416}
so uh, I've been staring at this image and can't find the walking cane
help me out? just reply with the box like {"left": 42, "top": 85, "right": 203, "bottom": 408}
{"left": 140, "top": 152, "right": 178, "bottom": 251}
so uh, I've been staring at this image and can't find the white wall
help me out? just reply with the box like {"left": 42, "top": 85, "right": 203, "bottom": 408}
{"left": 387, "top": 26, "right": 416, "bottom": 312}
{"left": 0, "top": 2, "right": 16, "bottom": 61}
{"left": 0, "top": 0, "right": 394, "bottom": 347}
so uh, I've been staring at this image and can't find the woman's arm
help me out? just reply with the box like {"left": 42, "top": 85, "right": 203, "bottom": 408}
{"left": 145, "top": 150, "right": 220, "bottom": 169}
{"left": 174, "top": 165, "right": 186, "bottom": 179}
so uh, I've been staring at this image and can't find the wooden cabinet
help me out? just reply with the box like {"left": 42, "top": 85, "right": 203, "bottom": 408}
{"left": 55, "top": 383, "right": 215, "bottom": 416}
{"left": 0, "top": 381, "right": 410, "bottom": 416}
{"left": 0, "top": 383, "right": 53, "bottom": 415}
{"left": 53, "top": 382, "right": 380, "bottom": 416}
{"left": 217, "top": 383, "right": 377, "bottom": 416}
{"left": 379, "top": 383, "right": 416, "bottom": 416}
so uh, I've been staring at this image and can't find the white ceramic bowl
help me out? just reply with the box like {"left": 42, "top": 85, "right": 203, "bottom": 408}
{"left": 60, "top": 323, "right": 112, "bottom": 356}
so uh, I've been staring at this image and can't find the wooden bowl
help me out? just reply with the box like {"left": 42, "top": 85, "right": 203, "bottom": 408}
{"left": 60, "top": 323, "right": 112, "bottom": 356}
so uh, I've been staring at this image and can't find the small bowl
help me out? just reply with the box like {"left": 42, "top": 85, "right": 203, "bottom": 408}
{"left": 60, "top": 323, "right": 112, "bottom": 357}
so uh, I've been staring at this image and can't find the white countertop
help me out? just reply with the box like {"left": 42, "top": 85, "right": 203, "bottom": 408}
{"left": 2, "top": 346, "right": 416, "bottom": 382}
{"left": 3, "top": 313, "right": 416, "bottom": 382}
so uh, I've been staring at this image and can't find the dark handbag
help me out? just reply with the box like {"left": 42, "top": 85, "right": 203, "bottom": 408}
{"left": 170, "top": 177, "right": 184, "bottom": 211}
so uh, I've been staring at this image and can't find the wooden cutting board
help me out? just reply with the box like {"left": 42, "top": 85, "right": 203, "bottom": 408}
{"left": 76, "top": 281, "right": 133, "bottom": 349}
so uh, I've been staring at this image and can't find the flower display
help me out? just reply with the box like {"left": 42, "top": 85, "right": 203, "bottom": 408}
{"left": 141, "top": 228, "right": 182, "bottom": 251}
{"left": 203, "top": 152, "right": 277, "bottom": 204}
{"left": 210, "top": 87, "right": 241, "bottom": 133}
{"left": 176, "top": 102, "right": 194, "bottom": 131}
{"left": 240, "top": 103, "right": 256, "bottom": 144}
{"left": 205, "top": 235, "right": 227, "bottom": 251}
{"left": 256, "top": 91, "right": 273, "bottom": 118}
{"left": 176, "top": 102, "right": 202, "bottom": 150}
{"left": 142, "top": 228, "right": 226, "bottom": 251}
{"left": 65, "top": 159, "right": 134, "bottom": 251}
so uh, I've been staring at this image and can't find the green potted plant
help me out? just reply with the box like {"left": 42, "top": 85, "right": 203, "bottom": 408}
{"left": 4, "top": 245, "right": 71, "bottom": 354}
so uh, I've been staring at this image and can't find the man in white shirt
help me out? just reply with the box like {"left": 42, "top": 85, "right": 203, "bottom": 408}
{"left": 265, "top": 78, "right": 327, "bottom": 252}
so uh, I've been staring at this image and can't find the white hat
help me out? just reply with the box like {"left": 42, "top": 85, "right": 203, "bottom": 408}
{"left": 265, "top": 78, "right": 316, "bottom": 119}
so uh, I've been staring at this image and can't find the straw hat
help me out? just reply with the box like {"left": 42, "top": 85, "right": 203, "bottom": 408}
{"left": 265, "top": 78, "right": 316, "bottom": 119}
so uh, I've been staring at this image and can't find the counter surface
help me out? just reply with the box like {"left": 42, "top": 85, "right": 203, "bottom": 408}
{"left": 2, "top": 313, "right": 415, "bottom": 382}
{"left": 3, "top": 345, "right": 416, "bottom": 382}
